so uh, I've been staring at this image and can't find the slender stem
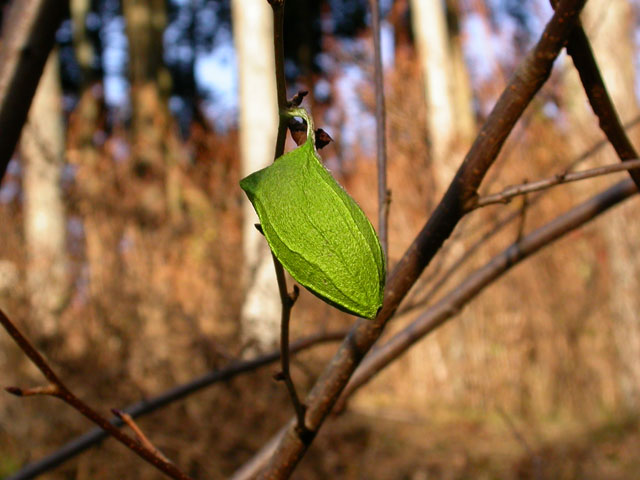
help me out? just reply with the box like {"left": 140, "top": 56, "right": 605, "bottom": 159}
{"left": 369, "top": 0, "right": 389, "bottom": 265}
{"left": 472, "top": 158, "right": 640, "bottom": 209}
{"left": 273, "top": 259, "right": 306, "bottom": 432}
{"left": 0, "top": 309, "right": 193, "bottom": 480}
{"left": 267, "top": 0, "right": 311, "bottom": 439}
{"left": 112, "top": 409, "right": 170, "bottom": 463}
{"left": 270, "top": 0, "right": 288, "bottom": 160}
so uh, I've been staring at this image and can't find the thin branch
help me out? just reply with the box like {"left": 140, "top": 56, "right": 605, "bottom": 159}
{"left": 112, "top": 409, "right": 170, "bottom": 463}
{"left": 0, "top": 0, "right": 67, "bottom": 182}
{"left": 337, "top": 179, "right": 637, "bottom": 404}
{"left": 270, "top": 0, "right": 288, "bottom": 160}
{"left": 265, "top": 0, "right": 312, "bottom": 443}
{"left": 516, "top": 194, "right": 528, "bottom": 242}
{"left": 6, "top": 329, "right": 347, "bottom": 480}
{"left": 562, "top": 17, "right": 640, "bottom": 189}
{"left": 272, "top": 259, "right": 307, "bottom": 434}
{"left": 369, "top": 0, "right": 389, "bottom": 265}
{"left": 5, "top": 385, "right": 59, "bottom": 397}
{"left": 471, "top": 158, "right": 640, "bottom": 209}
{"left": 0, "top": 309, "right": 193, "bottom": 480}
{"left": 256, "top": 1, "right": 587, "bottom": 477}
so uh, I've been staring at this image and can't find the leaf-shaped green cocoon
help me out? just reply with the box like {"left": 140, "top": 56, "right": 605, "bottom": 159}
{"left": 239, "top": 108, "right": 385, "bottom": 319}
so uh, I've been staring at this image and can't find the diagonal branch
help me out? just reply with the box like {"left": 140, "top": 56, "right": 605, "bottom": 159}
{"left": 563, "top": 18, "right": 640, "bottom": 189}
{"left": 6, "top": 329, "right": 347, "bottom": 480}
{"left": 0, "top": 0, "right": 67, "bottom": 182}
{"left": 256, "top": 1, "right": 587, "bottom": 477}
{"left": 0, "top": 309, "right": 194, "bottom": 480}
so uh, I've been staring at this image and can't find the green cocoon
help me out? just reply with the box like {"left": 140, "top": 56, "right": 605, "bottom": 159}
{"left": 240, "top": 107, "right": 385, "bottom": 319}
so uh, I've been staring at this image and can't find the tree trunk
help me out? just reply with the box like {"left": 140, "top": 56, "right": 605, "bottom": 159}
{"left": 446, "top": 0, "right": 475, "bottom": 145}
{"left": 21, "top": 51, "right": 68, "bottom": 337}
{"left": 122, "top": 0, "right": 171, "bottom": 173}
{"left": 232, "top": 0, "right": 280, "bottom": 352}
{"left": 410, "top": 0, "right": 458, "bottom": 194}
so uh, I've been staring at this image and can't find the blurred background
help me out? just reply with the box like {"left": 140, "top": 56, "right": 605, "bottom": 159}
{"left": 1, "top": 0, "right": 640, "bottom": 478}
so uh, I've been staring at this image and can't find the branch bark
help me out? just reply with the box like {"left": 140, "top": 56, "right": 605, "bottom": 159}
{"left": 0, "top": 309, "right": 194, "bottom": 480}
{"left": 0, "top": 0, "right": 67, "bottom": 181}
{"left": 563, "top": 19, "right": 640, "bottom": 189}
{"left": 369, "top": 0, "right": 389, "bottom": 264}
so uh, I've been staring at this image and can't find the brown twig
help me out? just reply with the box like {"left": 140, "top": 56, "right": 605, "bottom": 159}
{"left": 272, "top": 256, "right": 307, "bottom": 435}
{"left": 265, "top": 0, "right": 313, "bottom": 442}
{"left": 255, "top": 1, "right": 587, "bottom": 477}
{"left": 471, "top": 158, "right": 640, "bottom": 209}
{"left": 516, "top": 194, "right": 529, "bottom": 242}
{"left": 7, "top": 329, "right": 348, "bottom": 480}
{"left": 112, "top": 409, "right": 171, "bottom": 463}
{"left": 369, "top": 0, "right": 389, "bottom": 266}
{"left": 0, "top": 309, "right": 194, "bottom": 480}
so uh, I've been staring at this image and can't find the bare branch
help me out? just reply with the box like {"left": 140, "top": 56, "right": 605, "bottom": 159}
{"left": 6, "top": 329, "right": 347, "bottom": 480}
{"left": 0, "top": 0, "right": 67, "bottom": 181}
{"left": 0, "top": 309, "right": 194, "bottom": 480}
{"left": 563, "top": 17, "right": 640, "bottom": 189}
{"left": 273, "top": 261, "right": 307, "bottom": 434}
{"left": 400, "top": 116, "right": 640, "bottom": 316}
{"left": 369, "top": 0, "right": 390, "bottom": 265}
{"left": 112, "top": 409, "right": 171, "bottom": 464}
{"left": 472, "top": 158, "right": 640, "bottom": 209}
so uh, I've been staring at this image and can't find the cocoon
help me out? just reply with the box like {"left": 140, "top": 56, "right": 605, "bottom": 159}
{"left": 240, "top": 108, "right": 385, "bottom": 319}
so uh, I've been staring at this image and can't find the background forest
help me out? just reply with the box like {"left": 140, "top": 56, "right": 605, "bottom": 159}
{"left": 1, "top": 0, "right": 640, "bottom": 478}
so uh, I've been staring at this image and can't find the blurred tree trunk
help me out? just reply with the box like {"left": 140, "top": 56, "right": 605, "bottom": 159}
{"left": 122, "top": 0, "right": 172, "bottom": 173}
{"left": 70, "top": 0, "right": 95, "bottom": 81}
{"left": 68, "top": 0, "right": 111, "bottom": 303}
{"left": 446, "top": 0, "right": 475, "bottom": 144}
{"left": 563, "top": 0, "right": 640, "bottom": 409}
{"left": 232, "top": 0, "right": 280, "bottom": 352}
{"left": 21, "top": 51, "right": 68, "bottom": 337}
{"left": 411, "top": 0, "right": 453, "bottom": 191}
{"left": 410, "top": 0, "right": 474, "bottom": 195}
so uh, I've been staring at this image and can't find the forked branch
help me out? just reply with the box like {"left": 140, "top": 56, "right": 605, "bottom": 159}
{"left": 0, "top": 309, "right": 193, "bottom": 480}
